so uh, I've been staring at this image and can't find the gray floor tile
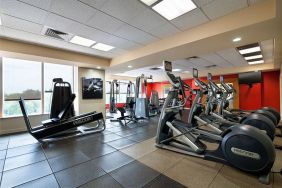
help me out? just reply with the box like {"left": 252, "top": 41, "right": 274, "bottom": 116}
{"left": 79, "top": 174, "right": 123, "bottom": 188}
{"left": 98, "top": 133, "right": 123, "bottom": 143}
{"left": 110, "top": 161, "right": 160, "bottom": 188}
{"left": 143, "top": 174, "right": 187, "bottom": 188}
{"left": 43, "top": 142, "right": 77, "bottom": 159}
{"left": 92, "top": 151, "right": 134, "bottom": 173}
{"left": 8, "top": 138, "right": 38, "bottom": 149}
{"left": 0, "top": 160, "right": 52, "bottom": 188}
{"left": 126, "top": 132, "right": 155, "bottom": 142}
{"left": 4, "top": 150, "right": 46, "bottom": 171}
{"left": 55, "top": 160, "right": 106, "bottom": 188}
{"left": 14, "top": 175, "right": 59, "bottom": 188}
{"left": 80, "top": 143, "right": 116, "bottom": 159}
{"left": 49, "top": 151, "right": 90, "bottom": 172}
{"left": 0, "top": 143, "right": 8, "bottom": 151}
{"left": 6, "top": 143, "right": 42, "bottom": 158}
{"left": 0, "top": 150, "right": 6, "bottom": 160}
{"left": 0, "top": 160, "right": 4, "bottom": 173}
{"left": 0, "top": 136, "right": 9, "bottom": 144}
{"left": 115, "top": 129, "right": 139, "bottom": 137}
{"left": 107, "top": 138, "right": 137, "bottom": 150}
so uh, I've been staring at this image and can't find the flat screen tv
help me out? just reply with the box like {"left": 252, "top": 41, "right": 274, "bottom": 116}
{"left": 238, "top": 71, "right": 262, "bottom": 84}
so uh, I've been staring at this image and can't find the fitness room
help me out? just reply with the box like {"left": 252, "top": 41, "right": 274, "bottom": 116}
{"left": 0, "top": 0, "right": 282, "bottom": 187}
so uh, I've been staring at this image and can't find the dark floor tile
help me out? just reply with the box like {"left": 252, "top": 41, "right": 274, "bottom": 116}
{"left": 0, "top": 143, "right": 8, "bottom": 151}
{"left": 0, "top": 160, "right": 4, "bottom": 173}
{"left": 8, "top": 138, "right": 38, "bottom": 149}
{"left": 79, "top": 174, "right": 123, "bottom": 188}
{"left": 14, "top": 175, "right": 59, "bottom": 188}
{"left": 0, "top": 136, "right": 9, "bottom": 144}
{"left": 107, "top": 138, "right": 137, "bottom": 150}
{"left": 126, "top": 132, "right": 155, "bottom": 142}
{"left": 6, "top": 143, "right": 42, "bottom": 158}
{"left": 98, "top": 133, "right": 123, "bottom": 143}
{"left": 92, "top": 151, "right": 134, "bottom": 173}
{"left": 49, "top": 151, "right": 90, "bottom": 172}
{"left": 143, "top": 174, "right": 187, "bottom": 188}
{"left": 108, "top": 126, "right": 130, "bottom": 133}
{"left": 0, "top": 150, "right": 6, "bottom": 160}
{"left": 0, "top": 160, "right": 52, "bottom": 188}
{"left": 55, "top": 160, "right": 106, "bottom": 188}
{"left": 115, "top": 129, "right": 139, "bottom": 137}
{"left": 110, "top": 161, "right": 160, "bottom": 188}
{"left": 4, "top": 150, "right": 46, "bottom": 171}
{"left": 79, "top": 143, "right": 116, "bottom": 159}
{"left": 43, "top": 142, "right": 77, "bottom": 159}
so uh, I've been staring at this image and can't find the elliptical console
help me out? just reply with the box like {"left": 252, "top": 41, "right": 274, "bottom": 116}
{"left": 155, "top": 61, "right": 275, "bottom": 184}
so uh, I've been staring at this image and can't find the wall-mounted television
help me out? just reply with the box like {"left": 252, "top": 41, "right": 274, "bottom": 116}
{"left": 238, "top": 71, "right": 262, "bottom": 84}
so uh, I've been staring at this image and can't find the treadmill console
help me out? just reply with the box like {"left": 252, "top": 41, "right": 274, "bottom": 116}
{"left": 163, "top": 61, "right": 172, "bottom": 72}
{"left": 193, "top": 68, "right": 198, "bottom": 78}
{"left": 207, "top": 73, "right": 212, "bottom": 81}
{"left": 220, "top": 75, "right": 224, "bottom": 83}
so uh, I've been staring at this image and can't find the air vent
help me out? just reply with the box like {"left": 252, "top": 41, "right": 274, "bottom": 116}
{"left": 42, "top": 26, "right": 72, "bottom": 41}
{"left": 186, "top": 56, "right": 198, "bottom": 60}
{"left": 205, "top": 64, "right": 217, "bottom": 69}
{"left": 150, "top": 67, "right": 161, "bottom": 70}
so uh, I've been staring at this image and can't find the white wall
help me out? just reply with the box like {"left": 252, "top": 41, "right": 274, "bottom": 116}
{"left": 78, "top": 67, "right": 106, "bottom": 116}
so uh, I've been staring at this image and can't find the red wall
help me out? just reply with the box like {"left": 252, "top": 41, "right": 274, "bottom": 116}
{"left": 147, "top": 71, "right": 280, "bottom": 112}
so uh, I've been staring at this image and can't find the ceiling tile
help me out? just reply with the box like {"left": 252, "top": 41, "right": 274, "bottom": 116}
{"left": 216, "top": 48, "right": 247, "bottom": 66}
{"left": 100, "top": 35, "right": 142, "bottom": 50}
{"left": 1, "top": 14, "right": 43, "bottom": 34}
{"left": 78, "top": 0, "right": 109, "bottom": 9}
{"left": 248, "top": 0, "right": 265, "bottom": 6}
{"left": 44, "top": 13, "right": 77, "bottom": 34}
{"left": 171, "top": 8, "right": 209, "bottom": 31}
{"left": 115, "top": 24, "right": 157, "bottom": 45}
{"left": 20, "top": 0, "right": 53, "bottom": 10}
{"left": 129, "top": 9, "right": 167, "bottom": 32}
{"left": 148, "top": 22, "right": 180, "bottom": 38}
{"left": 202, "top": 0, "right": 248, "bottom": 20}
{"left": 0, "top": 0, "right": 48, "bottom": 24}
{"left": 87, "top": 11, "right": 124, "bottom": 33}
{"left": 50, "top": 0, "right": 97, "bottom": 23}
{"left": 261, "top": 39, "right": 273, "bottom": 62}
{"left": 199, "top": 53, "right": 233, "bottom": 68}
{"left": 191, "top": 58, "right": 214, "bottom": 67}
{"left": 101, "top": 0, "right": 147, "bottom": 23}
{"left": 193, "top": 0, "right": 215, "bottom": 7}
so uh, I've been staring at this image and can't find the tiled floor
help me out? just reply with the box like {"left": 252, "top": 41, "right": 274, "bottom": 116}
{"left": 0, "top": 116, "right": 281, "bottom": 188}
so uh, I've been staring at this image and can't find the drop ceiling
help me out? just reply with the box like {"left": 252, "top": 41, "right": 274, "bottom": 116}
{"left": 0, "top": 0, "right": 264, "bottom": 58}
{"left": 114, "top": 39, "right": 273, "bottom": 81}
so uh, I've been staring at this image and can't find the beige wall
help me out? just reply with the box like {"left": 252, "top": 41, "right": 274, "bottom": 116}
{"left": 78, "top": 68, "right": 106, "bottom": 116}
{"left": 0, "top": 114, "right": 49, "bottom": 135}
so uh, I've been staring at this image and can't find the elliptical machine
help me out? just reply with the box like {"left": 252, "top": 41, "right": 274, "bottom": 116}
{"left": 155, "top": 61, "right": 275, "bottom": 184}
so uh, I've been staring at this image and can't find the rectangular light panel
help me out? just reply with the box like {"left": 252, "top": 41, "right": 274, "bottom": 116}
{"left": 70, "top": 36, "right": 95, "bottom": 47}
{"left": 152, "top": 0, "right": 197, "bottom": 20}
{"left": 140, "top": 0, "right": 159, "bottom": 6}
{"left": 92, "top": 43, "right": 115, "bottom": 51}
{"left": 248, "top": 60, "right": 264, "bottom": 65}
{"left": 244, "top": 54, "right": 263, "bottom": 60}
{"left": 239, "top": 46, "right": 261, "bottom": 54}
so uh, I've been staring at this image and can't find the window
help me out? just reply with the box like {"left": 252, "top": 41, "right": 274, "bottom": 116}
{"left": 43, "top": 63, "right": 74, "bottom": 113}
{"left": 3, "top": 58, "right": 42, "bottom": 117}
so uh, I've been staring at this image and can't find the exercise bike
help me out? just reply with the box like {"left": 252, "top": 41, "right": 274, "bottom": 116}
{"left": 155, "top": 61, "right": 275, "bottom": 184}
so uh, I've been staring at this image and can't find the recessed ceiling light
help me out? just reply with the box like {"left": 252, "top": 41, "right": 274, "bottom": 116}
{"left": 239, "top": 46, "right": 261, "bottom": 54}
{"left": 92, "top": 43, "right": 115, "bottom": 51}
{"left": 173, "top": 69, "right": 182, "bottom": 72}
{"left": 140, "top": 0, "right": 158, "bottom": 6}
{"left": 244, "top": 54, "right": 263, "bottom": 60}
{"left": 232, "top": 37, "right": 241, "bottom": 42}
{"left": 248, "top": 60, "right": 264, "bottom": 65}
{"left": 128, "top": 65, "right": 133, "bottom": 68}
{"left": 97, "top": 66, "right": 101, "bottom": 69}
{"left": 70, "top": 36, "right": 95, "bottom": 47}
{"left": 152, "top": 0, "right": 197, "bottom": 20}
